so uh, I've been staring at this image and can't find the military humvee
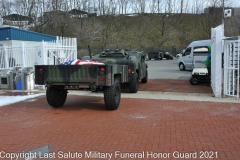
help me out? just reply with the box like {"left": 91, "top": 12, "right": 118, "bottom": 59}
{"left": 35, "top": 49, "right": 148, "bottom": 110}
{"left": 92, "top": 49, "right": 148, "bottom": 91}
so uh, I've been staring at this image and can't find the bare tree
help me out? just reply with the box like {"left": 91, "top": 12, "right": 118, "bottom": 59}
{"left": 117, "top": 0, "right": 129, "bottom": 14}
{"left": 130, "top": 0, "right": 146, "bottom": 14}
{"left": 0, "top": 0, "right": 12, "bottom": 16}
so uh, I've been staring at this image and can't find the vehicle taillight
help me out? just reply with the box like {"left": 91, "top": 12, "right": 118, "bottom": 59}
{"left": 38, "top": 67, "right": 43, "bottom": 82}
{"left": 39, "top": 67, "right": 43, "bottom": 72}
{"left": 100, "top": 67, "right": 105, "bottom": 72}
{"left": 128, "top": 68, "right": 134, "bottom": 74}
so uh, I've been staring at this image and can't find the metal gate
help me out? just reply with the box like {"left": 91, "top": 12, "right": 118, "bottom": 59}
{"left": 223, "top": 37, "right": 240, "bottom": 99}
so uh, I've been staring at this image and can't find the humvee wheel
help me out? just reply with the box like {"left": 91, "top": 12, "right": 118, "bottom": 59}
{"left": 46, "top": 87, "right": 67, "bottom": 108}
{"left": 141, "top": 70, "right": 148, "bottom": 83}
{"left": 104, "top": 80, "right": 121, "bottom": 110}
{"left": 129, "top": 73, "right": 139, "bottom": 93}
{"left": 190, "top": 77, "right": 198, "bottom": 85}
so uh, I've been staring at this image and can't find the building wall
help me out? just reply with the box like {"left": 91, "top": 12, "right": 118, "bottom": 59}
{"left": 0, "top": 40, "right": 43, "bottom": 46}
{"left": 0, "top": 27, "right": 56, "bottom": 42}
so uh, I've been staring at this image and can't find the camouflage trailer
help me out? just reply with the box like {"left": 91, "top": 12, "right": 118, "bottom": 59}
{"left": 35, "top": 49, "right": 148, "bottom": 110}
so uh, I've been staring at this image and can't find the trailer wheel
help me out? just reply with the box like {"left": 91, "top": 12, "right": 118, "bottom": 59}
{"left": 129, "top": 73, "right": 139, "bottom": 93}
{"left": 141, "top": 70, "right": 148, "bottom": 83}
{"left": 190, "top": 77, "right": 198, "bottom": 85}
{"left": 104, "top": 79, "right": 121, "bottom": 110}
{"left": 46, "top": 87, "right": 67, "bottom": 108}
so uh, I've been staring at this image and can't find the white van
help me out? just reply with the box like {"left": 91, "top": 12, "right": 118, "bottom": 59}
{"left": 177, "top": 39, "right": 212, "bottom": 71}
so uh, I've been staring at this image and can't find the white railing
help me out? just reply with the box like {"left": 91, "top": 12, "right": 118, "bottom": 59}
{"left": 223, "top": 37, "right": 240, "bottom": 99}
{"left": 0, "top": 36, "right": 77, "bottom": 69}
{"left": 43, "top": 37, "right": 77, "bottom": 65}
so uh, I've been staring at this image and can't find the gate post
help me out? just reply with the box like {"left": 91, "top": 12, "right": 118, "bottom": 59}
{"left": 211, "top": 25, "right": 223, "bottom": 97}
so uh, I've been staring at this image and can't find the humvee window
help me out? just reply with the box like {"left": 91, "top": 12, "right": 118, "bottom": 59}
{"left": 100, "top": 52, "right": 125, "bottom": 58}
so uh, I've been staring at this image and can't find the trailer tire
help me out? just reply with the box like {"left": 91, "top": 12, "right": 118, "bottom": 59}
{"left": 190, "top": 77, "right": 198, "bottom": 85}
{"left": 104, "top": 80, "right": 121, "bottom": 110}
{"left": 129, "top": 73, "right": 139, "bottom": 93}
{"left": 46, "top": 87, "right": 67, "bottom": 108}
{"left": 141, "top": 70, "right": 148, "bottom": 83}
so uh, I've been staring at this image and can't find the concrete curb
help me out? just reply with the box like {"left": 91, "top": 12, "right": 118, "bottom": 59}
{"left": 67, "top": 90, "right": 240, "bottom": 103}
{"left": 1, "top": 89, "right": 239, "bottom": 103}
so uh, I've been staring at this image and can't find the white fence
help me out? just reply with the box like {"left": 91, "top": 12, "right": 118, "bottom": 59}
{"left": 223, "top": 37, "right": 240, "bottom": 99}
{"left": 211, "top": 25, "right": 223, "bottom": 97}
{"left": 0, "top": 36, "right": 77, "bottom": 69}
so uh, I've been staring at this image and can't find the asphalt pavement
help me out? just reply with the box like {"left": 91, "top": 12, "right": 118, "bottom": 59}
{"left": 147, "top": 58, "right": 192, "bottom": 80}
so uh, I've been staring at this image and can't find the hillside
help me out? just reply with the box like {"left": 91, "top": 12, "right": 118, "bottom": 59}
{"left": 29, "top": 11, "right": 240, "bottom": 55}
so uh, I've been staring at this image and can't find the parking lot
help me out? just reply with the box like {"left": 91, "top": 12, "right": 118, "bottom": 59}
{"left": 0, "top": 59, "right": 240, "bottom": 160}
{"left": 147, "top": 58, "right": 192, "bottom": 80}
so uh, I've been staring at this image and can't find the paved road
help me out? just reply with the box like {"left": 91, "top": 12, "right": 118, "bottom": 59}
{"left": 147, "top": 58, "right": 192, "bottom": 79}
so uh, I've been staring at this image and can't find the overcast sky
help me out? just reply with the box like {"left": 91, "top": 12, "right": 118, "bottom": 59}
{"left": 231, "top": 0, "right": 240, "bottom": 6}
{"left": 187, "top": 0, "right": 240, "bottom": 7}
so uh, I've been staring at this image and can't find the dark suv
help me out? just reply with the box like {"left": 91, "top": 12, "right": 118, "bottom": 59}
{"left": 161, "top": 52, "right": 173, "bottom": 60}
{"left": 148, "top": 51, "right": 164, "bottom": 60}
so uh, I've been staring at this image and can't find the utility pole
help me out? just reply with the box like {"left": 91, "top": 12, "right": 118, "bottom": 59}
{"left": 222, "top": 0, "right": 225, "bottom": 37}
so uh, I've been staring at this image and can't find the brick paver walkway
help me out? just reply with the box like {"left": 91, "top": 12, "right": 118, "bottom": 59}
{"left": 138, "top": 79, "right": 213, "bottom": 94}
{"left": 0, "top": 94, "right": 239, "bottom": 160}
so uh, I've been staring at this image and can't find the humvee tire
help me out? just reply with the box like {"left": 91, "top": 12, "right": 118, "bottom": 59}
{"left": 141, "top": 70, "right": 148, "bottom": 83}
{"left": 129, "top": 73, "right": 139, "bottom": 93}
{"left": 104, "top": 79, "right": 121, "bottom": 110}
{"left": 46, "top": 87, "right": 67, "bottom": 108}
